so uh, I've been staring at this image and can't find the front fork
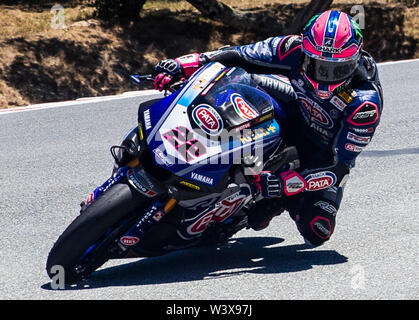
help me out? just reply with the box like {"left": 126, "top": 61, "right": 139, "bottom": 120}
{"left": 114, "top": 158, "right": 179, "bottom": 249}
{"left": 83, "top": 155, "right": 178, "bottom": 245}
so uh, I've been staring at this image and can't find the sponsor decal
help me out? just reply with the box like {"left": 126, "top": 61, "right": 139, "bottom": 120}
{"left": 310, "top": 123, "right": 333, "bottom": 139}
{"left": 347, "top": 132, "right": 371, "bottom": 144}
{"left": 310, "top": 216, "right": 332, "bottom": 239}
{"left": 315, "top": 45, "right": 341, "bottom": 54}
{"left": 177, "top": 54, "right": 199, "bottom": 64}
{"left": 179, "top": 180, "right": 201, "bottom": 190}
{"left": 211, "top": 193, "right": 247, "bottom": 223}
{"left": 120, "top": 236, "right": 140, "bottom": 246}
{"left": 186, "top": 191, "right": 249, "bottom": 235}
{"left": 85, "top": 192, "right": 95, "bottom": 207}
{"left": 239, "top": 124, "right": 277, "bottom": 143}
{"left": 299, "top": 96, "right": 333, "bottom": 128}
{"left": 284, "top": 35, "right": 300, "bottom": 52}
{"left": 345, "top": 143, "right": 364, "bottom": 153}
{"left": 280, "top": 171, "right": 306, "bottom": 196}
{"left": 291, "top": 79, "right": 306, "bottom": 93}
{"left": 278, "top": 35, "right": 302, "bottom": 60}
{"left": 190, "top": 172, "right": 214, "bottom": 185}
{"left": 191, "top": 62, "right": 225, "bottom": 90}
{"left": 192, "top": 104, "right": 223, "bottom": 136}
{"left": 314, "top": 90, "right": 332, "bottom": 99}
{"left": 350, "top": 126, "right": 374, "bottom": 134}
{"left": 330, "top": 96, "right": 347, "bottom": 111}
{"left": 324, "top": 37, "right": 334, "bottom": 46}
{"left": 305, "top": 171, "right": 337, "bottom": 191}
{"left": 230, "top": 93, "right": 259, "bottom": 121}
{"left": 272, "top": 74, "right": 291, "bottom": 84}
{"left": 127, "top": 169, "right": 157, "bottom": 197}
{"left": 152, "top": 211, "right": 165, "bottom": 222}
{"left": 338, "top": 91, "right": 353, "bottom": 104}
{"left": 314, "top": 201, "right": 337, "bottom": 216}
{"left": 348, "top": 102, "right": 379, "bottom": 126}
{"left": 143, "top": 109, "right": 152, "bottom": 130}
{"left": 181, "top": 185, "right": 251, "bottom": 237}
{"left": 187, "top": 211, "right": 214, "bottom": 235}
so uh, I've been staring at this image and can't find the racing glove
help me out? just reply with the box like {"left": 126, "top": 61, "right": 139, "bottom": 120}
{"left": 259, "top": 172, "right": 284, "bottom": 198}
{"left": 254, "top": 170, "right": 306, "bottom": 198}
{"left": 153, "top": 53, "right": 200, "bottom": 91}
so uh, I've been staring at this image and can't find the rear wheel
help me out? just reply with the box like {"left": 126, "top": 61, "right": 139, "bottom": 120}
{"left": 46, "top": 181, "right": 146, "bottom": 284}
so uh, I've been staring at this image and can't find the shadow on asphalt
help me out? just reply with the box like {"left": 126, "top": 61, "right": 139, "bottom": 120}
{"left": 41, "top": 236, "right": 347, "bottom": 290}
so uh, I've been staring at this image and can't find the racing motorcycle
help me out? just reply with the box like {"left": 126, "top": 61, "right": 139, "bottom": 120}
{"left": 46, "top": 62, "right": 302, "bottom": 285}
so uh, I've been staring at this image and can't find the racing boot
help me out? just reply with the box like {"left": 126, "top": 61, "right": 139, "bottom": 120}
{"left": 246, "top": 198, "right": 285, "bottom": 231}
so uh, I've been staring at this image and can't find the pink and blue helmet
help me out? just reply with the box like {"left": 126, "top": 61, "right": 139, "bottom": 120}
{"left": 302, "top": 10, "right": 363, "bottom": 95}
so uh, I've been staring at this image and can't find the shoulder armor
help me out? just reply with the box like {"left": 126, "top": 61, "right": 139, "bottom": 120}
{"left": 278, "top": 35, "right": 302, "bottom": 61}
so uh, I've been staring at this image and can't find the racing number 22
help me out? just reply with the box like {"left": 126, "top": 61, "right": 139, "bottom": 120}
{"left": 163, "top": 126, "right": 206, "bottom": 162}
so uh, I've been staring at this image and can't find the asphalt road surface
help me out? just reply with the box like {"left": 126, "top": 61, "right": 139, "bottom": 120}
{"left": 0, "top": 60, "right": 418, "bottom": 300}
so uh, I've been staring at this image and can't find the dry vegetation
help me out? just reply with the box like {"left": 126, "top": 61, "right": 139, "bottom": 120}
{"left": 0, "top": 0, "right": 417, "bottom": 108}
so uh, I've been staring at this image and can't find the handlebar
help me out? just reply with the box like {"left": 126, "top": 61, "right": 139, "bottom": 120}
{"left": 129, "top": 74, "right": 185, "bottom": 95}
{"left": 129, "top": 74, "right": 154, "bottom": 86}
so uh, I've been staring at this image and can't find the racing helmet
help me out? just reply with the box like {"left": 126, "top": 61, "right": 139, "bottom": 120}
{"left": 302, "top": 10, "right": 363, "bottom": 97}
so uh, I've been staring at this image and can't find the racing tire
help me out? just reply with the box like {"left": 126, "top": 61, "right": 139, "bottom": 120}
{"left": 46, "top": 181, "right": 146, "bottom": 285}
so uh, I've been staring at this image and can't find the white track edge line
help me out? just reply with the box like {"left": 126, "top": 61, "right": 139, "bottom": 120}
{"left": 1, "top": 58, "right": 418, "bottom": 115}
{"left": 0, "top": 90, "right": 162, "bottom": 115}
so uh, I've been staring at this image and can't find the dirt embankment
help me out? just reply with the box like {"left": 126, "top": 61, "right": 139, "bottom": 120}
{"left": 0, "top": 1, "right": 417, "bottom": 108}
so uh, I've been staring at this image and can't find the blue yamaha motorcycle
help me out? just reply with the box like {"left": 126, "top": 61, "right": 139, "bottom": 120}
{"left": 46, "top": 63, "right": 299, "bottom": 284}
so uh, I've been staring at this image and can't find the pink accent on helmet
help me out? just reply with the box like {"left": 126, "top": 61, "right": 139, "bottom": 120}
{"left": 302, "top": 38, "right": 322, "bottom": 56}
{"left": 312, "top": 11, "right": 330, "bottom": 47}
{"left": 334, "top": 13, "right": 352, "bottom": 49}
{"left": 332, "top": 44, "right": 359, "bottom": 59}
{"left": 303, "top": 73, "right": 319, "bottom": 90}
{"left": 328, "top": 81, "right": 345, "bottom": 92}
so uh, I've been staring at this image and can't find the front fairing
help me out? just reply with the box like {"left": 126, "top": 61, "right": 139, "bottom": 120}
{"left": 139, "top": 63, "right": 285, "bottom": 190}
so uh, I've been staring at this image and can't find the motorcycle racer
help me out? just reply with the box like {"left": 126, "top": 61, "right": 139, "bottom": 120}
{"left": 152, "top": 10, "right": 383, "bottom": 247}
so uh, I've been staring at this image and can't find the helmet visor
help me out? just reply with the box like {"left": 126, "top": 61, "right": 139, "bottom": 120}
{"left": 302, "top": 54, "right": 359, "bottom": 85}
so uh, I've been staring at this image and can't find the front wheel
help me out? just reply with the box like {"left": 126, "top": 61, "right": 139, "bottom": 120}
{"left": 46, "top": 181, "right": 146, "bottom": 285}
